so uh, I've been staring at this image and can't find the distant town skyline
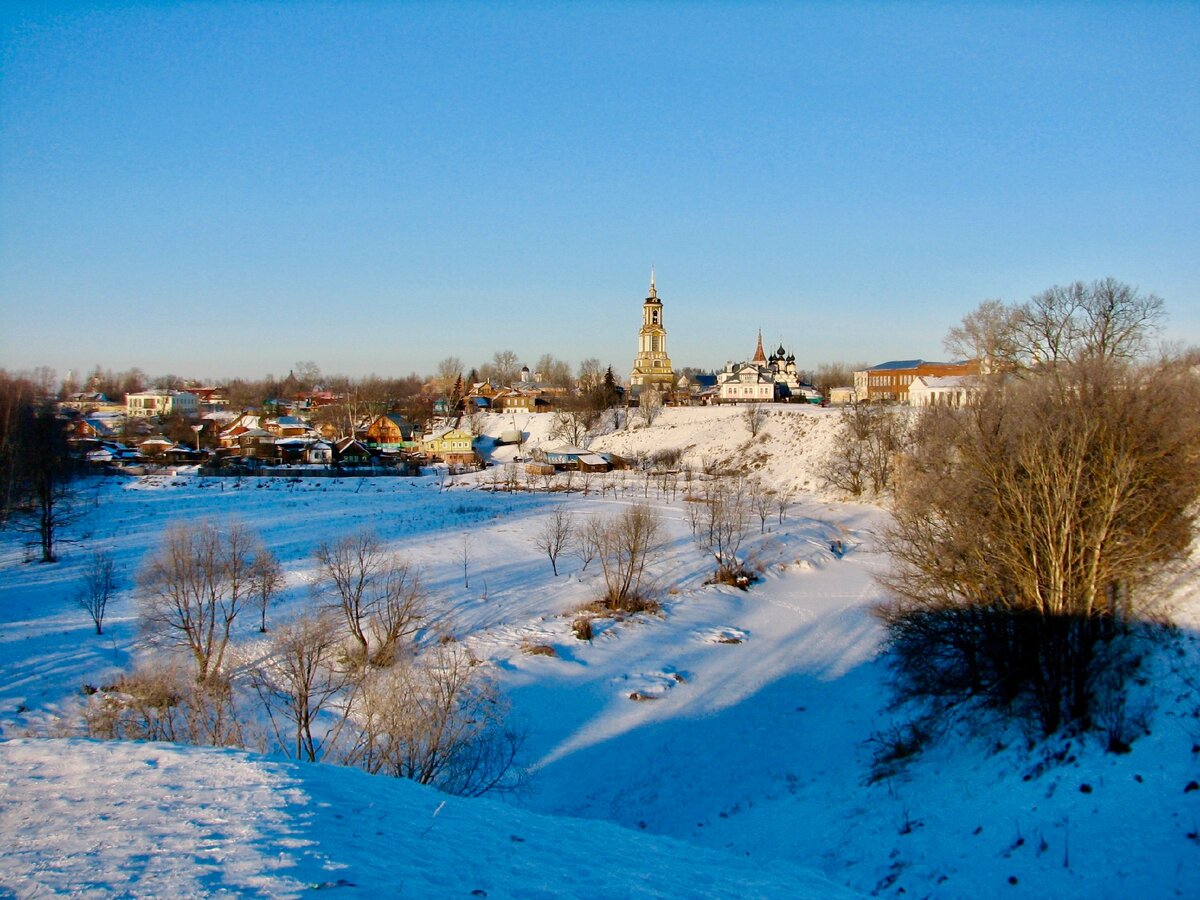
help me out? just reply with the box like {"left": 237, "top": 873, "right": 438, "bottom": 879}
{"left": 2, "top": 2, "right": 1198, "bottom": 381}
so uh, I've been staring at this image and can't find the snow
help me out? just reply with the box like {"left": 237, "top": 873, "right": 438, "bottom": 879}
{"left": 0, "top": 738, "right": 852, "bottom": 898}
{"left": 2, "top": 404, "right": 1199, "bottom": 897}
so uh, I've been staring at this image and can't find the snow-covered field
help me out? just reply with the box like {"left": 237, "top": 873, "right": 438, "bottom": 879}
{"left": 2, "top": 405, "right": 1199, "bottom": 898}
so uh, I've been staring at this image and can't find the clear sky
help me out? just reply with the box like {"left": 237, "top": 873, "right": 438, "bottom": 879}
{"left": 2, "top": 1, "right": 1197, "bottom": 382}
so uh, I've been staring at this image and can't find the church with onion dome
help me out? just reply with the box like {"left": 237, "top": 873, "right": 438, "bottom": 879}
{"left": 716, "top": 332, "right": 819, "bottom": 403}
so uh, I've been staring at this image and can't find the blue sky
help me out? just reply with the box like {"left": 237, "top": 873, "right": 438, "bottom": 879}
{"left": 2, "top": 2, "right": 1197, "bottom": 382}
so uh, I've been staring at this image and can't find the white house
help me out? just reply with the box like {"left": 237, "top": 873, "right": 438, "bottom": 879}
{"left": 125, "top": 390, "right": 198, "bottom": 418}
{"left": 717, "top": 363, "right": 778, "bottom": 403}
{"left": 907, "top": 375, "right": 979, "bottom": 408}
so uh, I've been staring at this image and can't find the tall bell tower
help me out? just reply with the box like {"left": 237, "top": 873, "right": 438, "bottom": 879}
{"left": 630, "top": 270, "right": 675, "bottom": 396}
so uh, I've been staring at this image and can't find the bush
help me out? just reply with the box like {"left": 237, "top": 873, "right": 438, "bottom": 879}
{"left": 84, "top": 661, "right": 246, "bottom": 748}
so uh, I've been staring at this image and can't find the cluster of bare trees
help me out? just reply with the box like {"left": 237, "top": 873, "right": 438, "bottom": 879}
{"left": 878, "top": 280, "right": 1200, "bottom": 741}
{"left": 532, "top": 468, "right": 792, "bottom": 604}
{"left": 822, "top": 403, "right": 909, "bottom": 498}
{"left": 87, "top": 521, "right": 523, "bottom": 796}
{"left": 137, "top": 521, "right": 273, "bottom": 683}
{"left": 532, "top": 503, "right": 665, "bottom": 613}
{"left": 683, "top": 474, "right": 784, "bottom": 586}
{"left": 944, "top": 278, "right": 1166, "bottom": 370}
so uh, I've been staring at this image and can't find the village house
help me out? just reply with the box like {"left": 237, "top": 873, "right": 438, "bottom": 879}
{"left": 493, "top": 388, "right": 553, "bottom": 414}
{"left": 186, "top": 387, "right": 228, "bottom": 411}
{"left": 333, "top": 437, "right": 373, "bottom": 466}
{"left": 60, "top": 392, "right": 124, "bottom": 415}
{"left": 364, "top": 413, "right": 418, "bottom": 450}
{"left": 67, "top": 417, "right": 117, "bottom": 440}
{"left": 533, "top": 445, "right": 613, "bottom": 472}
{"left": 266, "top": 416, "right": 313, "bottom": 438}
{"left": 218, "top": 413, "right": 262, "bottom": 448}
{"left": 675, "top": 373, "right": 719, "bottom": 405}
{"left": 125, "top": 390, "right": 198, "bottom": 418}
{"left": 421, "top": 427, "right": 478, "bottom": 467}
{"left": 827, "top": 385, "right": 858, "bottom": 405}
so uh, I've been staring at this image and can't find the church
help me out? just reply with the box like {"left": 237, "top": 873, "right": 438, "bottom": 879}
{"left": 717, "top": 332, "right": 819, "bottom": 403}
{"left": 629, "top": 272, "right": 675, "bottom": 397}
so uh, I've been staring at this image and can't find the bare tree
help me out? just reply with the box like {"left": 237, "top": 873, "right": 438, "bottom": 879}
{"left": 312, "top": 530, "right": 430, "bottom": 667}
{"left": 822, "top": 404, "right": 906, "bottom": 497}
{"left": 574, "top": 515, "right": 602, "bottom": 572}
{"left": 534, "top": 354, "right": 573, "bottom": 389}
{"left": 293, "top": 360, "right": 323, "bottom": 392}
{"left": 534, "top": 506, "right": 574, "bottom": 576}
{"left": 549, "top": 401, "right": 601, "bottom": 447}
{"left": 944, "top": 299, "right": 1024, "bottom": 371}
{"left": 435, "top": 356, "right": 464, "bottom": 396}
{"left": 1011, "top": 278, "right": 1166, "bottom": 368}
{"left": 249, "top": 611, "right": 356, "bottom": 762}
{"left": 812, "top": 362, "right": 869, "bottom": 399}
{"left": 460, "top": 532, "right": 472, "bottom": 589}
{"left": 748, "top": 480, "right": 773, "bottom": 534}
{"left": 137, "top": 521, "right": 256, "bottom": 683}
{"left": 1077, "top": 277, "right": 1165, "bottom": 362}
{"left": 347, "top": 644, "right": 525, "bottom": 796}
{"left": 594, "top": 503, "right": 664, "bottom": 611}
{"left": 250, "top": 547, "right": 284, "bottom": 633}
{"left": 774, "top": 485, "right": 794, "bottom": 525}
{"left": 744, "top": 403, "right": 767, "bottom": 437}
{"left": 76, "top": 548, "right": 117, "bottom": 634}
{"left": 484, "top": 350, "right": 521, "bottom": 387}
{"left": 638, "top": 388, "right": 664, "bottom": 426}
{"left": 577, "top": 357, "right": 604, "bottom": 393}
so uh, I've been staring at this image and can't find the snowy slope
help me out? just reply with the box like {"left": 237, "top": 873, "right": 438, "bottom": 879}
{"left": 1, "top": 406, "right": 1198, "bottom": 897}
{"left": 0, "top": 738, "right": 854, "bottom": 899}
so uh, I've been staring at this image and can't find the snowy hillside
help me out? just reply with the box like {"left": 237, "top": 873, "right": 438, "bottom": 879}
{"left": 2, "top": 405, "right": 1199, "bottom": 898}
{"left": 0, "top": 738, "right": 852, "bottom": 898}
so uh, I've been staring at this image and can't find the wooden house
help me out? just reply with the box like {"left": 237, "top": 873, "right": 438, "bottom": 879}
{"left": 364, "top": 413, "right": 418, "bottom": 450}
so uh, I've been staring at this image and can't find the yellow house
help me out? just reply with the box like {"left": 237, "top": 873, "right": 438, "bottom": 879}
{"left": 421, "top": 427, "right": 477, "bottom": 465}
